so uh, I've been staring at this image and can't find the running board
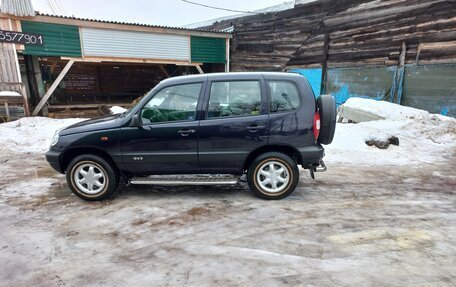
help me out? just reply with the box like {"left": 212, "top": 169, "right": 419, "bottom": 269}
{"left": 130, "top": 175, "right": 239, "bottom": 185}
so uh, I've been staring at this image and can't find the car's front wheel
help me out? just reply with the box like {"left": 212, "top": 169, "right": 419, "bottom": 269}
{"left": 247, "top": 152, "right": 299, "bottom": 200}
{"left": 66, "top": 154, "right": 119, "bottom": 201}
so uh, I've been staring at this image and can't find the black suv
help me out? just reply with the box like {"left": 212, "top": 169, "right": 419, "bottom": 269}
{"left": 46, "top": 72, "right": 336, "bottom": 200}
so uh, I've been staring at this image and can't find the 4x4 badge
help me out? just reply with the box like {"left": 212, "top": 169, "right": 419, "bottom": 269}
{"left": 132, "top": 156, "right": 143, "bottom": 161}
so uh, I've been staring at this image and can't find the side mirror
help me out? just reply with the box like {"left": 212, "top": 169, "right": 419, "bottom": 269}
{"left": 130, "top": 114, "right": 141, "bottom": 127}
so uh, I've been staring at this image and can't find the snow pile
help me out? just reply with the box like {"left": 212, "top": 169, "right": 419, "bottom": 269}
{"left": 0, "top": 117, "right": 85, "bottom": 154}
{"left": 110, "top": 106, "right": 127, "bottom": 114}
{"left": 325, "top": 99, "right": 456, "bottom": 165}
{"left": 342, "top": 97, "right": 441, "bottom": 121}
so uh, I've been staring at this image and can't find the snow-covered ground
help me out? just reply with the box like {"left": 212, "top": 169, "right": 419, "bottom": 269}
{"left": 0, "top": 99, "right": 454, "bottom": 166}
{"left": 0, "top": 117, "right": 85, "bottom": 154}
{"left": 110, "top": 106, "right": 127, "bottom": 114}
{"left": 326, "top": 98, "right": 456, "bottom": 165}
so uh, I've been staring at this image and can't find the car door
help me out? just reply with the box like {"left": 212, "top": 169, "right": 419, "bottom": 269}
{"left": 120, "top": 82, "right": 204, "bottom": 175}
{"left": 198, "top": 77, "right": 269, "bottom": 173}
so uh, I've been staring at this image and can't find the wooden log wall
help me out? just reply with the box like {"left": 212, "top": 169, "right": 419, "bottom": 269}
{"left": 0, "top": 18, "right": 20, "bottom": 91}
{"left": 206, "top": 0, "right": 456, "bottom": 71}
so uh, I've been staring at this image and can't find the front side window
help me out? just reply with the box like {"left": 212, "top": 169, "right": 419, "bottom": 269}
{"left": 141, "top": 83, "right": 202, "bottom": 123}
{"left": 268, "top": 81, "right": 300, "bottom": 113}
{"left": 207, "top": 81, "right": 261, "bottom": 118}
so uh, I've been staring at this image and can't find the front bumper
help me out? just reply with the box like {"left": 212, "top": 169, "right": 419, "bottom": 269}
{"left": 45, "top": 150, "right": 64, "bottom": 174}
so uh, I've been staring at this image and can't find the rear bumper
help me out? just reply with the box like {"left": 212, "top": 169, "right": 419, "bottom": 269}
{"left": 45, "top": 150, "right": 64, "bottom": 174}
{"left": 298, "top": 145, "right": 325, "bottom": 168}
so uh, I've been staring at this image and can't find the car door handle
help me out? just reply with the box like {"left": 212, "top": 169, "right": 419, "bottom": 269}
{"left": 246, "top": 125, "right": 265, "bottom": 131}
{"left": 178, "top": 129, "right": 196, "bottom": 136}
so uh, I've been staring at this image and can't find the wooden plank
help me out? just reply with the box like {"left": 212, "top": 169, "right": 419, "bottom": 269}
{"left": 61, "top": 56, "right": 203, "bottom": 66}
{"left": 49, "top": 103, "right": 128, "bottom": 109}
{"left": 50, "top": 62, "right": 58, "bottom": 74}
{"left": 21, "top": 84, "right": 30, "bottom": 116}
{"left": 0, "top": 82, "right": 27, "bottom": 85}
{"left": 195, "top": 64, "right": 204, "bottom": 74}
{"left": 320, "top": 31, "right": 330, "bottom": 94}
{"left": 324, "top": 1, "right": 446, "bottom": 28}
{"left": 95, "top": 66, "right": 101, "bottom": 93}
{"left": 0, "top": 97, "right": 24, "bottom": 104}
{"left": 225, "top": 37, "right": 230, "bottom": 72}
{"left": 5, "top": 102, "right": 10, "bottom": 122}
{"left": 32, "top": 60, "right": 75, "bottom": 116}
{"left": 158, "top": 65, "right": 170, "bottom": 78}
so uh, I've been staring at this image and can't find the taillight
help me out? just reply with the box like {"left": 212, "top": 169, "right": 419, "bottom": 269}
{"left": 313, "top": 112, "right": 321, "bottom": 140}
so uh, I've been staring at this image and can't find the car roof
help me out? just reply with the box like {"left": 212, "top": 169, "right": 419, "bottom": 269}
{"left": 159, "top": 72, "right": 303, "bottom": 85}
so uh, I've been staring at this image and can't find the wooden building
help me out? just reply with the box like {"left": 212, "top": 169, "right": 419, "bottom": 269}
{"left": 0, "top": 6, "right": 231, "bottom": 117}
{"left": 0, "top": 0, "right": 33, "bottom": 120}
{"left": 206, "top": 0, "right": 456, "bottom": 117}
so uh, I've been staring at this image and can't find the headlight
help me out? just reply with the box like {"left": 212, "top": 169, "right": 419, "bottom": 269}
{"left": 50, "top": 131, "right": 60, "bottom": 146}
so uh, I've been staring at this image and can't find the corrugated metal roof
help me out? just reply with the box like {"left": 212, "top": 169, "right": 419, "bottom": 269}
{"left": 0, "top": 0, "right": 35, "bottom": 16}
{"left": 34, "top": 12, "right": 231, "bottom": 35}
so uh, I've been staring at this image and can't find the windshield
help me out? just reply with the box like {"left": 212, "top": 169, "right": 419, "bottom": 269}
{"left": 123, "top": 88, "right": 156, "bottom": 118}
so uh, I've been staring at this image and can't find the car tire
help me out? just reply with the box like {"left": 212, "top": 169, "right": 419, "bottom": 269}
{"left": 66, "top": 154, "right": 119, "bottom": 201}
{"left": 317, "top": 94, "right": 336, "bottom": 145}
{"left": 247, "top": 152, "right": 299, "bottom": 200}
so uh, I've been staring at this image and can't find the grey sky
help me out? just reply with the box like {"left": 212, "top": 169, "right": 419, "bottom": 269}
{"left": 31, "top": 0, "right": 288, "bottom": 27}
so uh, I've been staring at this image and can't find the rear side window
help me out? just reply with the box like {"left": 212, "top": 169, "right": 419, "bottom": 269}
{"left": 208, "top": 81, "right": 261, "bottom": 118}
{"left": 268, "top": 81, "right": 300, "bottom": 113}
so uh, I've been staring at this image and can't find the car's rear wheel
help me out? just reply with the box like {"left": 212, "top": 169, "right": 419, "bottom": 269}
{"left": 247, "top": 152, "right": 299, "bottom": 200}
{"left": 66, "top": 154, "right": 119, "bottom": 201}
